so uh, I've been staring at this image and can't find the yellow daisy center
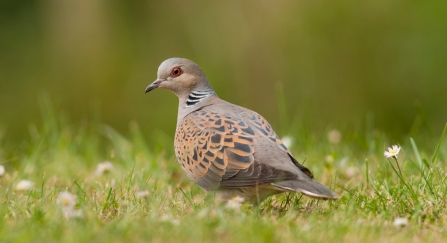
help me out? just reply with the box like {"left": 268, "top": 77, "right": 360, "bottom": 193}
{"left": 61, "top": 198, "right": 71, "bottom": 206}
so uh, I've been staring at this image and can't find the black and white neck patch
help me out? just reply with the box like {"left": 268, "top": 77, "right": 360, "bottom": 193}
{"left": 186, "top": 90, "right": 214, "bottom": 107}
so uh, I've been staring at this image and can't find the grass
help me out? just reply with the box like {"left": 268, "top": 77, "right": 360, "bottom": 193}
{"left": 1, "top": 104, "right": 447, "bottom": 243}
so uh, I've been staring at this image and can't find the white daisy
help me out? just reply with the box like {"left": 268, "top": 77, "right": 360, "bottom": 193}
{"left": 57, "top": 192, "right": 77, "bottom": 209}
{"left": 325, "top": 155, "right": 334, "bottom": 163}
{"left": 95, "top": 161, "right": 114, "bottom": 176}
{"left": 393, "top": 217, "right": 409, "bottom": 227}
{"left": 136, "top": 190, "right": 151, "bottom": 199}
{"left": 56, "top": 191, "right": 83, "bottom": 219}
{"left": 384, "top": 145, "right": 401, "bottom": 158}
{"left": 328, "top": 130, "right": 342, "bottom": 144}
{"left": 225, "top": 196, "right": 245, "bottom": 211}
{"left": 345, "top": 166, "right": 359, "bottom": 178}
{"left": 281, "top": 136, "right": 294, "bottom": 148}
{"left": 15, "top": 180, "right": 34, "bottom": 191}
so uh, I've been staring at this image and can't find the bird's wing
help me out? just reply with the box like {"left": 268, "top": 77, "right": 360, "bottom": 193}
{"left": 241, "top": 111, "right": 313, "bottom": 178}
{"left": 175, "top": 109, "right": 310, "bottom": 190}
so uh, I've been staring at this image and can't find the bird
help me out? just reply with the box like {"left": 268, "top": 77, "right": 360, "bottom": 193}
{"left": 145, "top": 58, "right": 339, "bottom": 204}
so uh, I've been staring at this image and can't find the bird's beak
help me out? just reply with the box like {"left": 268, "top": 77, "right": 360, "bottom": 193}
{"left": 145, "top": 78, "right": 166, "bottom": 93}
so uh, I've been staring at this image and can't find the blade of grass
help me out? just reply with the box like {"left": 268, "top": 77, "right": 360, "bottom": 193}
{"left": 41, "top": 172, "right": 46, "bottom": 198}
{"left": 179, "top": 188, "right": 196, "bottom": 211}
{"left": 74, "top": 181, "right": 88, "bottom": 202}
{"left": 405, "top": 156, "right": 436, "bottom": 197}
{"left": 410, "top": 138, "right": 423, "bottom": 169}
{"left": 431, "top": 123, "right": 447, "bottom": 163}
{"left": 365, "top": 159, "right": 369, "bottom": 189}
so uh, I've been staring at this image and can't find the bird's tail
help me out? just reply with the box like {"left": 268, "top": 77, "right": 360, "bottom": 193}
{"left": 272, "top": 179, "right": 340, "bottom": 200}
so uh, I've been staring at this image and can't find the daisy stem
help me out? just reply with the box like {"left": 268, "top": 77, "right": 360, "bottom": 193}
{"left": 393, "top": 157, "right": 403, "bottom": 179}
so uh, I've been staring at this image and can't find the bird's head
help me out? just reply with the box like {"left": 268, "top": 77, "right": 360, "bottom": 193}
{"left": 145, "top": 58, "right": 212, "bottom": 97}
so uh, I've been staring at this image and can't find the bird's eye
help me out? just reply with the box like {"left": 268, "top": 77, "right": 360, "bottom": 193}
{"left": 170, "top": 67, "right": 182, "bottom": 77}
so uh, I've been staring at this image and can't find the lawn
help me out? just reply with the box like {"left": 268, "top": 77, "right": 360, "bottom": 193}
{"left": 1, "top": 105, "right": 446, "bottom": 243}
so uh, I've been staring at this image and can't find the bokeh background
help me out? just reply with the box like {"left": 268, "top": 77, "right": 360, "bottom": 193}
{"left": 1, "top": 0, "right": 446, "bottom": 143}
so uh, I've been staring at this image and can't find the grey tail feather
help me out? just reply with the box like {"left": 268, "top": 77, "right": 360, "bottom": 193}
{"left": 272, "top": 179, "right": 340, "bottom": 200}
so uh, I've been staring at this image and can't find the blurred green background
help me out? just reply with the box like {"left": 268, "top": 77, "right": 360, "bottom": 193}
{"left": 1, "top": 0, "right": 446, "bottom": 143}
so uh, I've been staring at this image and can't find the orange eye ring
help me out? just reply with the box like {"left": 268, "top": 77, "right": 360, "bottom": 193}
{"left": 170, "top": 67, "right": 182, "bottom": 77}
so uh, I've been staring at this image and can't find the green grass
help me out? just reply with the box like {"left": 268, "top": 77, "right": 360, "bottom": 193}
{"left": 1, "top": 106, "right": 447, "bottom": 243}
